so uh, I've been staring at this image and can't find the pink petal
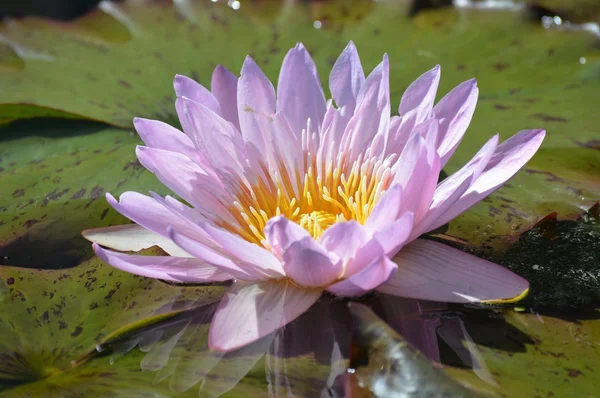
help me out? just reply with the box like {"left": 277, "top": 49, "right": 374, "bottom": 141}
{"left": 414, "top": 134, "right": 499, "bottom": 236}
{"left": 133, "top": 118, "right": 207, "bottom": 167}
{"left": 434, "top": 78, "right": 479, "bottom": 167}
{"left": 237, "top": 56, "right": 276, "bottom": 149}
{"left": 364, "top": 184, "right": 403, "bottom": 232}
{"left": 319, "top": 221, "right": 369, "bottom": 264}
{"left": 168, "top": 227, "right": 266, "bottom": 281}
{"left": 173, "top": 74, "right": 221, "bottom": 115}
{"left": 372, "top": 212, "right": 415, "bottom": 255}
{"left": 428, "top": 129, "right": 545, "bottom": 229}
{"left": 399, "top": 65, "right": 440, "bottom": 124}
{"left": 179, "top": 97, "right": 246, "bottom": 175}
{"left": 327, "top": 256, "right": 397, "bottom": 297}
{"left": 391, "top": 134, "right": 440, "bottom": 221}
{"left": 282, "top": 237, "right": 343, "bottom": 288}
{"left": 93, "top": 243, "right": 232, "bottom": 283}
{"left": 264, "top": 216, "right": 310, "bottom": 258}
{"left": 329, "top": 41, "right": 365, "bottom": 111}
{"left": 135, "top": 146, "right": 228, "bottom": 212}
{"left": 211, "top": 64, "right": 240, "bottom": 130}
{"left": 378, "top": 239, "right": 529, "bottom": 303}
{"left": 208, "top": 280, "right": 322, "bottom": 352}
{"left": 200, "top": 221, "right": 285, "bottom": 279}
{"left": 83, "top": 224, "right": 191, "bottom": 257}
{"left": 106, "top": 192, "right": 202, "bottom": 244}
{"left": 277, "top": 43, "right": 326, "bottom": 137}
{"left": 341, "top": 55, "right": 390, "bottom": 159}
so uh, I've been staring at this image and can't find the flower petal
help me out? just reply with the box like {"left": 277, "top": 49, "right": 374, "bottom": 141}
{"left": 427, "top": 129, "right": 545, "bottom": 230}
{"left": 93, "top": 243, "right": 232, "bottom": 283}
{"left": 327, "top": 256, "right": 397, "bottom": 297}
{"left": 413, "top": 134, "right": 498, "bottom": 236}
{"left": 200, "top": 221, "right": 285, "bottom": 279}
{"left": 179, "top": 97, "right": 246, "bottom": 175}
{"left": 364, "top": 184, "right": 403, "bottom": 232}
{"left": 133, "top": 117, "right": 207, "bottom": 167}
{"left": 264, "top": 216, "right": 310, "bottom": 258}
{"left": 378, "top": 239, "right": 529, "bottom": 303}
{"left": 211, "top": 64, "right": 240, "bottom": 129}
{"left": 329, "top": 41, "right": 365, "bottom": 112}
{"left": 135, "top": 146, "right": 228, "bottom": 213}
{"left": 277, "top": 43, "right": 326, "bottom": 137}
{"left": 282, "top": 237, "right": 342, "bottom": 288}
{"left": 83, "top": 224, "right": 191, "bottom": 257}
{"left": 399, "top": 65, "right": 440, "bottom": 124}
{"left": 341, "top": 55, "right": 390, "bottom": 159}
{"left": 237, "top": 56, "right": 276, "bottom": 149}
{"left": 372, "top": 212, "right": 415, "bottom": 255}
{"left": 208, "top": 280, "right": 322, "bottom": 352}
{"left": 168, "top": 227, "right": 265, "bottom": 281}
{"left": 106, "top": 192, "right": 203, "bottom": 243}
{"left": 434, "top": 78, "right": 479, "bottom": 167}
{"left": 173, "top": 74, "right": 220, "bottom": 114}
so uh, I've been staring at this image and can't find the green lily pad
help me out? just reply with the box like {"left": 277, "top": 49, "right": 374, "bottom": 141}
{"left": 0, "top": 119, "right": 168, "bottom": 269}
{"left": 0, "top": 254, "right": 226, "bottom": 387}
{"left": 444, "top": 307, "right": 600, "bottom": 397}
{"left": 0, "top": 0, "right": 598, "bottom": 246}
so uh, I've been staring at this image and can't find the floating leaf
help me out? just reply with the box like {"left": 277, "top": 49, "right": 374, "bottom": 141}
{"left": 0, "top": 254, "right": 225, "bottom": 387}
{"left": 0, "top": 119, "right": 166, "bottom": 269}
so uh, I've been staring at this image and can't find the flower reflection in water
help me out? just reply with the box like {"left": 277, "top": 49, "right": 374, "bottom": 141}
{"left": 102, "top": 294, "right": 492, "bottom": 397}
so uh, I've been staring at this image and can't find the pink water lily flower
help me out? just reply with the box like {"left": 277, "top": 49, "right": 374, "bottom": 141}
{"left": 84, "top": 41, "right": 544, "bottom": 352}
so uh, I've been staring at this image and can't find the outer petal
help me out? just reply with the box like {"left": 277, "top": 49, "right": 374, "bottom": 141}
{"left": 208, "top": 280, "right": 322, "bottom": 352}
{"left": 399, "top": 65, "right": 440, "bottom": 124}
{"left": 282, "top": 237, "right": 343, "bottom": 288}
{"left": 135, "top": 146, "right": 228, "bottom": 214}
{"left": 372, "top": 212, "right": 415, "bottom": 256}
{"left": 378, "top": 239, "right": 529, "bottom": 303}
{"left": 341, "top": 55, "right": 390, "bottom": 159}
{"left": 237, "top": 56, "right": 276, "bottom": 149}
{"left": 83, "top": 224, "right": 191, "bottom": 257}
{"left": 434, "top": 78, "right": 479, "bottom": 167}
{"left": 106, "top": 192, "right": 204, "bottom": 243}
{"left": 329, "top": 41, "right": 365, "bottom": 112}
{"left": 93, "top": 243, "right": 232, "bottom": 283}
{"left": 211, "top": 64, "right": 240, "bottom": 129}
{"left": 199, "top": 221, "right": 285, "bottom": 279}
{"left": 426, "top": 129, "right": 545, "bottom": 231}
{"left": 133, "top": 117, "right": 207, "bottom": 167}
{"left": 364, "top": 184, "right": 403, "bottom": 232}
{"left": 412, "top": 134, "right": 498, "bottom": 237}
{"left": 277, "top": 43, "right": 326, "bottom": 137}
{"left": 264, "top": 216, "right": 310, "bottom": 258}
{"left": 327, "top": 256, "right": 397, "bottom": 297}
{"left": 168, "top": 228, "right": 266, "bottom": 281}
{"left": 173, "top": 74, "right": 220, "bottom": 114}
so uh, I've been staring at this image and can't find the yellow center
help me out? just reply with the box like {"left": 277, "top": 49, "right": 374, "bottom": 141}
{"left": 218, "top": 153, "right": 394, "bottom": 245}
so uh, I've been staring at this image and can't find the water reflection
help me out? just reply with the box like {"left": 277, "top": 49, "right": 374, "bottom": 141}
{"left": 102, "top": 294, "right": 494, "bottom": 397}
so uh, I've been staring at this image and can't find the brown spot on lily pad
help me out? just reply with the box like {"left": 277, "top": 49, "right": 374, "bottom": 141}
{"left": 533, "top": 113, "right": 568, "bottom": 123}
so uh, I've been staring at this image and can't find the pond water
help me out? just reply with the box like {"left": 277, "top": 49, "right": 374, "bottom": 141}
{"left": 0, "top": 0, "right": 599, "bottom": 396}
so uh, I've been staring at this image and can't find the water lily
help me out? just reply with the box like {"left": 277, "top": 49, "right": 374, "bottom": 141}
{"left": 84, "top": 41, "right": 545, "bottom": 352}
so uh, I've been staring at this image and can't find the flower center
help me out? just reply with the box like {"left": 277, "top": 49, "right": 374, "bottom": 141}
{"left": 219, "top": 153, "right": 395, "bottom": 245}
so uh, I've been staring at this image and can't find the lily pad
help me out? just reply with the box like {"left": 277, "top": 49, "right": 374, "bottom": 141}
{"left": 0, "top": 0, "right": 598, "bottom": 246}
{"left": 444, "top": 306, "right": 600, "bottom": 397}
{"left": 0, "top": 119, "right": 166, "bottom": 269}
{"left": 0, "top": 254, "right": 226, "bottom": 387}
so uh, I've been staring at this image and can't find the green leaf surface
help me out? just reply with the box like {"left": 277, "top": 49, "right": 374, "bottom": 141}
{"left": 0, "top": 254, "right": 226, "bottom": 387}
{"left": 0, "top": 0, "right": 598, "bottom": 246}
{"left": 444, "top": 307, "right": 600, "bottom": 397}
{"left": 0, "top": 119, "right": 166, "bottom": 269}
